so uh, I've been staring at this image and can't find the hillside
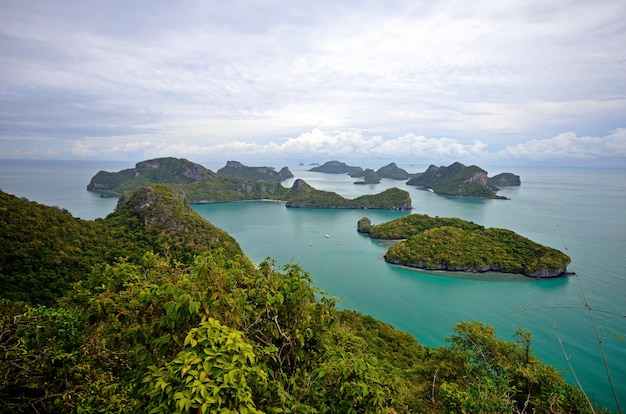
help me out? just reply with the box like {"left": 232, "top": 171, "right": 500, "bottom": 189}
{"left": 358, "top": 214, "right": 571, "bottom": 277}
{"left": 0, "top": 186, "right": 595, "bottom": 413}
{"left": 216, "top": 160, "right": 294, "bottom": 182}
{"left": 406, "top": 162, "right": 520, "bottom": 199}
{"left": 376, "top": 162, "right": 411, "bottom": 180}
{"left": 0, "top": 186, "right": 243, "bottom": 306}
{"left": 87, "top": 157, "right": 216, "bottom": 196}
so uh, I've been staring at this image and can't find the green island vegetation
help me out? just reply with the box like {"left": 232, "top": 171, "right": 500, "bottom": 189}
{"left": 406, "top": 162, "right": 520, "bottom": 199}
{"left": 358, "top": 214, "right": 571, "bottom": 277}
{"left": 285, "top": 179, "right": 410, "bottom": 209}
{"left": 0, "top": 185, "right": 605, "bottom": 413}
{"left": 87, "top": 157, "right": 411, "bottom": 210}
{"left": 216, "top": 160, "right": 294, "bottom": 182}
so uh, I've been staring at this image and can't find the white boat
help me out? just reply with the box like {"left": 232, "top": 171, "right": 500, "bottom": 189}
{"left": 324, "top": 234, "right": 331, "bottom": 238}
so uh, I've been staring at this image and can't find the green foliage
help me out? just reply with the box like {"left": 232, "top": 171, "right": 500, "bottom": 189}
{"left": 143, "top": 318, "right": 267, "bottom": 413}
{"left": 217, "top": 161, "right": 293, "bottom": 182}
{"left": 431, "top": 321, "right": 594, "bottom": 413}
{"left": 365, "top": 213, "right": 484, "bottom": 239}
{"left": 0, "top": 186, "right": 607, "bottom": 413}
{"left": 286, "top": 180, "right": 411, "bottom": 210}
{"left": 0, "top": 186, "right": 244, "bottom": 305}
{"left": 363, "top": 213, "right": 570, "bottom": 277}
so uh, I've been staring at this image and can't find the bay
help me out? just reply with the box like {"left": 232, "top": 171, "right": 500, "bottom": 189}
{"left": 1, "top": 159, "right": 624, "bottom": 410}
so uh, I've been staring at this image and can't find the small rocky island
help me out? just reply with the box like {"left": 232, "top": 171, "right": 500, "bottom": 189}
{"left": 308, "top": 160, "right": 364, "bottom": 175}
{"left": 406, "top": 162, "right": 520, "bottom": 199}
{"left": 88, "top": 157, "right": 412, "bottom": 210}
{"left": 358, "top": 214, "right": 570, "bottom": 278}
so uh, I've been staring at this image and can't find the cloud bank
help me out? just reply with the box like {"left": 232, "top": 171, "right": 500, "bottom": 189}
{"left": 1, "top": 0, "right": 625, "bottom": 165}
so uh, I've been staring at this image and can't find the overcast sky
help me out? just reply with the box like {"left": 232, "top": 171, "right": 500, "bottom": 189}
{"left": 1, "top": 0, "right": 625, "bottom": 165}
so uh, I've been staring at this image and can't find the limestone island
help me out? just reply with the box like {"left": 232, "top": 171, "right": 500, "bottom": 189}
{"left": 87, "top": 157, "right": 412, "bottom": 210}
{"left": 406, "top": 162, "right": 520, "bottom": 199}
{"left": 357, "top": 214, "right": 570, "bottom": 278}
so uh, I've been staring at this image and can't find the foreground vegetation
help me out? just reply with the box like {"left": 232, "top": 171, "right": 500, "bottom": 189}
{"left": 359, "top": 214, "right": 571, "bottom": 277}
{"left": 0, "top": 187, "right": 604, "bottom": 412}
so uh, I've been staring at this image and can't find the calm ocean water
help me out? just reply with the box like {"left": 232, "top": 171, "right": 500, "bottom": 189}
{"left": 1, "top": 159, "right": 625, "bottom": 410}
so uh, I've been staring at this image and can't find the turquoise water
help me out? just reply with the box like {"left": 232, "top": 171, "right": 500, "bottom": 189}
{"left": 1, "top": 160, "right": 625, "bottom": 410}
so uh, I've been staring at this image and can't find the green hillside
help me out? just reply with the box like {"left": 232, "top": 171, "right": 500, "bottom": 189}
{"left": 0, "top": 187, "right": 598, "bottom": 413}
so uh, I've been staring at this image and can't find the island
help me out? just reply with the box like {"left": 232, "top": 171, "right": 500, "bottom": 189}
{"left": 286, "top": 179, "right": 410, "bottom": 209}
{"left": 308, "top": 160, "right": 364, "bottom": 175}
{"left": 406, "top": 162, "right": 520, "bottom": 199}
{"left": 88, "top": 157, "right": 412, "bottom": 210}
{"left": 217, "top": 160, "right": 293, "bottom": 182}
{"left": 358, "top": 214, "right": 570, "bottom": 278}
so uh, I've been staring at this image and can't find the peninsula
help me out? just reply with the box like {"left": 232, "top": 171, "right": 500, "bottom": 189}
{"left": 358, "top": 214, "right": 570, "bottom": 278}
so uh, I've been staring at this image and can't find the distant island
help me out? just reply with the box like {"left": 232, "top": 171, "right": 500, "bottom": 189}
{"left": 358, "top": 214, "right": 570, "bottom": 278}
{"left": 87, "top": 157, "right": 412, "bottom": 210}
{"left": 376, "top": 162, "right": 411, "bottom": 180}
{"left": 308, "top": 160, "right": 364, "bottom": 175}
{"left": 406, "top": 162, "right": 520, "bottom": 199}
{"left": 217, "top": 160, "right": 293, "bottom": 182}
{"left": 308, "top": 160, "right": 519, "bottom": 198}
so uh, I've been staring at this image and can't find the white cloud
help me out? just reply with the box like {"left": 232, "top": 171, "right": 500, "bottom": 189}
{"left": 498, "top": 128, "right": 626, "bottom": 160}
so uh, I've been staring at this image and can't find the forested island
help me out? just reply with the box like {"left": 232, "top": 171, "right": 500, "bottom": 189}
{"left": 308, "top": 160, "right": 519, "bottom": 198}
{"left": 358, "top": 214, "right": 571, "bottom": 277}
{"left": 87, "top": 157, "right": 411, "bottom": 210}
{"left": 406, "top": 162, "right": 520, "bottom": 199}
{"left": 0, "top": 186, "right": 597, "bottom": 412}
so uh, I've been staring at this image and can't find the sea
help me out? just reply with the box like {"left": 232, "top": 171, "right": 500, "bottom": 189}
{"left": 1, "top": 158, "right": 625, "bottom": 411}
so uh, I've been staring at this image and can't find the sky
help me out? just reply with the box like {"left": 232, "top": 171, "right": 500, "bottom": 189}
{"left": 1, "top": 0, "right": 625, "bottom": 166}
